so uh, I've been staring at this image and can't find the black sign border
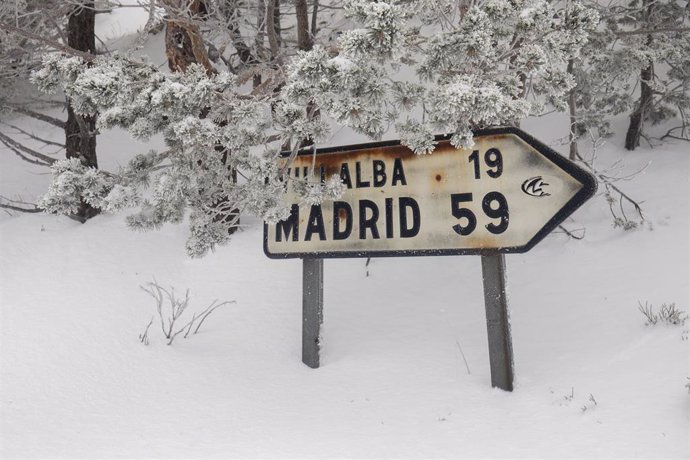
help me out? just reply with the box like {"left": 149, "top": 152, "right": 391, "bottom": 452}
{"left": 263, "top": 126, "right": 597, "bottom": 259}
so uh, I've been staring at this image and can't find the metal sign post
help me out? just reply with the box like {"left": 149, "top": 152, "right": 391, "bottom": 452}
{"left": 264, "top": 127, "right": 596, "bottom": 390}
{"left": 480, "top": 254, "right": 513, "bottom": 391}
{"left": 302, "top": 257, "right": 323, "bottom": 368}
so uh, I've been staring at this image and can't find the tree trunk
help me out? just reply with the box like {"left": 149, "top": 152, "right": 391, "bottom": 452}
{"left": 296, "top": 0, "right": 313, "bottom": 52}
{"left": 220, "top": 2, "right": 261, "bottom": 87}
{"left": 255, "top": 0, "right": 266, "bottom": 87}
{"left": 625, "top": 61, "right": 653, "bottom": 151}
{"left": 163, "top": 0, "right": 215, "bottom": 75}
{"left": 66, "top": 1, "right": 99, "bottom": 222}
{"left": 625, "top": 0, "right": 654, "bottom": 151}
{"left": 567, "top": 58, "right": 579, "bottom": 160}
{"left": 296, "top": 0, "right": 318, "bottom": 148}
{"left": 311, "top": 0, "right": 319, "bottom": 37}
{"left": 266, "top": 0, "right": 281, "bottom": 61}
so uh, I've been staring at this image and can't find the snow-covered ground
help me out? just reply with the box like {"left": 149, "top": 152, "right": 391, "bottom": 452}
{"left": 1, "top": 107, "right": 688, "bottom": 459}
{"left": 1, "top": 9, "right": 689, "bottom": 459}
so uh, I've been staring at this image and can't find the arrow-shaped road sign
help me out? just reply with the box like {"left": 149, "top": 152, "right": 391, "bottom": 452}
{"left": 265, "top": 127, "right": 596, "bottom": 258}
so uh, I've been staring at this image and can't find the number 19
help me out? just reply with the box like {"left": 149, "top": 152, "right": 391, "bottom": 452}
{"left": 469, "top": 148, "right": 503, "bottom": 179}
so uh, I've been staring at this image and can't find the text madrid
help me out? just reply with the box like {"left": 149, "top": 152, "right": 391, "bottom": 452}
{"left": 279, "top": 157, "right": 419, "bottom": 242}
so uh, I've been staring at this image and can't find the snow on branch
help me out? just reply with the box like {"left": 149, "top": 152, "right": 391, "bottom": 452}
{"left": 24, "top": 0, "right": 603, "bottom": 257}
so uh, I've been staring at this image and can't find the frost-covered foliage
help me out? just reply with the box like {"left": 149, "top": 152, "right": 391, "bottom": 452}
{"left": 31, "top": 0, "right": 600, "bottom": 256}
{"left": 40, "top": 158, "right": 113, "bottom": 215}
{"left": 32, "top": 56, "right": 341, "bottom": 257}
{"left": 569, "top": 0, "right": 690, "bottom": 140}
{"left": 284, "top": 0, "right": 599, "bottom": 152}
{"left": 0, "top": 0, "right": 63, "bottom": 100}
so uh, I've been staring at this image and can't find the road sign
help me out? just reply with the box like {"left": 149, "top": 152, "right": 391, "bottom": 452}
{"left": 265, "top": 127, "right": 597, "bottom": 391}
{"left": 264, "top": 127, "right": 596, "bottom": 258}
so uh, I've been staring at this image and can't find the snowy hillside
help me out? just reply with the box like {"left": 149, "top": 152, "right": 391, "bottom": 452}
{"left": 2, "top": 107, "right": 689, "bottom": 459}
{"left": 1, "top": 5, "right": 689, "bottom": 459}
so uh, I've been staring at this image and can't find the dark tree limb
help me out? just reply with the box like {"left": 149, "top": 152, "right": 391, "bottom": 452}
{"left": 0, "top": 20, "right": 97, "bottom": 62}
{"left": 616, "top": 26, "right": 690, "bottom": 36}
{"left": 296, "top": 0, "right": 313, "bottom": 52}
{"left": 0, "top": 196, "right": 43, "bottom": 214}
{"left": 0, "top": 131, "right": 57, "bottom": 165}
{"left": 0, "top": 139, "right": 50, "bottom": 166}
{"left": 624, "top": 0, "right": 655, "bottom": 151}
{"left": 566, "top": 58, "right": 579, "bottom": 160}
{"left": 219, "top": 1, "right": 261, "bottom": 86}
{"left": 660, "top": 125, "right": 690, "bottom": 142}
{"left": 1, "top": 122, "right": 65, "bottom": 149}
{"left": 265, "top": 0, "right": 281, "bottom": 62}
{"left": 311, "top": 0, "right": 319, "bottom": 37}
{"left": 624, "top": 61, "right": 653, "bottom": 150}
{"left": 2, "top": 104, "right": 66, "bottom": 129}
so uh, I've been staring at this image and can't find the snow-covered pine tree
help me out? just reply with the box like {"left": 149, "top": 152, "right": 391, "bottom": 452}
{"left": 32, "top": 54, "right": 340, "bottom": 257}
{"left": 564, "top": 4, "right": 636, "bottom": 158}
{"left": 0, "top": 1, "right": 103, "bottom": 221}
{"left": 0, "top": 1, "right": 61, "bottom": 101}
{"left": 31, "top": 0, "right": 599, "bottom": 257}
{"left": 617, "top": 0, "right": 690, "bottom": 150}
{"left": 284, "top": 0, "right": 599, "bottom": 152}
{"left": 65, "top": 1, "right": 99, "bottom": 221}
{"left": 567, "top": 0, "right": 690, "bottom": 153}
{"left": 0, "top": 1, "right": 69, "bottom": 174}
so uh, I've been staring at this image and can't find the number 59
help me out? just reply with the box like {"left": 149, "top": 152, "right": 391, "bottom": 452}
{"left": 451, "top": 192, "right": 510, "bottom": 236}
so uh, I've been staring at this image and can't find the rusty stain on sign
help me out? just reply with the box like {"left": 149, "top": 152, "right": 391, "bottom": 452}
{"left": 264, "top": 127, "right": 596, "bottom": 258}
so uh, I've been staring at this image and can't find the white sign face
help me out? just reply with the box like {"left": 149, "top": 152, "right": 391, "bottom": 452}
{"left": 264, "top": 128, "right": 596, "bottom": 258}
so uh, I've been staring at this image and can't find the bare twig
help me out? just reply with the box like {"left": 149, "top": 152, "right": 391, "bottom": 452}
{"left": 139, "top": 316, "right": 154, "bottom": 345}
{"left": 557, "top": 225, "right": 586, "bottom": 240}
{"left": 193, "top": 299, "right": 234, "bottom": 334}
{"left": 140, "top": 280, "right": 234, "bottom": 345}
{"left": 639, "top": 301, "right": 658, "bottom": 325}
{"left": 183, "top": 312, "right": 198, "bottom": 339}
{"left": 455, "top": 340, "right": 471, "bottom": 375}
{"left": 574, "top": 133, "right": 646, "bottom": 227}
{"left": 132, "top": 0, "right": 161, "bottom": 50}
{"left": 660, "top": 125, "right": 690, "bottom": 142}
